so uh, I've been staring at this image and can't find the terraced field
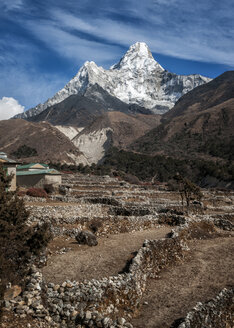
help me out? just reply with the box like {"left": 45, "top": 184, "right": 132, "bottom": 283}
{"left": 2, "top": 173, "right": 233, "bottom": 328}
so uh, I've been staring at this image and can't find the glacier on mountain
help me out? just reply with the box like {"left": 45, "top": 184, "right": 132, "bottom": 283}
{"left": 16, "top": 42, "right": 211, "bottom": 118}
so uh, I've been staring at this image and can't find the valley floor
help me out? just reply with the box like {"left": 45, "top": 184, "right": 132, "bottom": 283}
{"left": 42, "top": 226, "right": 171, "bottom": 283}
{"left": 1, "top": 173, "right": 234, "bottom": 328}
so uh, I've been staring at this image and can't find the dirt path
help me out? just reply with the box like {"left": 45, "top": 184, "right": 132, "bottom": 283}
{"left": 131, "top": 236, "right": 234, "bottom": 328}
{"left": 42, "top": 226, "right": 171, "bottom": 283}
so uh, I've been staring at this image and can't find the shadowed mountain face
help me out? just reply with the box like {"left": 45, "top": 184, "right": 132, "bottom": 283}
{"left": 26, "top": 84, "right": 151, "bottom": 127}
{"left": 0, "top": 119, "right": 86, "bottom": 165}
{"left": 131, "top": 71, "right": 234, "bottom": 161}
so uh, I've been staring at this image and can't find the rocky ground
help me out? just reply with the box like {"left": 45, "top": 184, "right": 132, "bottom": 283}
{"left": 132, "top": 235, "right": 234, "bottom": 328}
{"left": 42, "top": 227, "right": 171, "bottom": 283}
{"left": 1, "top": 173, "right": 233, "bottom": 328}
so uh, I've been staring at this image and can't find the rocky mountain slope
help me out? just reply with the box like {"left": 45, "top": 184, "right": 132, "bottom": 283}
{"left": 26, "top": 84, "right": 149, "bottom": 127}
{"left": 15, "top": 42, "right": 211, "bottom": 120}
{"left": 71, "top": 111, "right": 161, "bottom": 164}
{"left": 0, "top": 112, "right": 161, "bottom": 166}
{"left": 0, "top": 119, "right": 88, "bottom": 165}
{"left": 131, "top": 71, "right": 234, "bottom": 161}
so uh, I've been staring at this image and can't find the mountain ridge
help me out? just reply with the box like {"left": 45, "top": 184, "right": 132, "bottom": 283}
{"left": 131, "top": 71, "right": 234, "bottom": 161}
{"left": 15, "top": 42, "right": 211, "bottom": 120}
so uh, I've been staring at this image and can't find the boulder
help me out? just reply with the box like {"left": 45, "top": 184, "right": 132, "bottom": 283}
{"left": 75, "top": 230, "right": 98, "bottom": 246}
{"left": 4, "top": 285, "right": 22, "bottom": 301}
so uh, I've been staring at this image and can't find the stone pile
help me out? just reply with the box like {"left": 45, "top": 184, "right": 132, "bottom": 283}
{"left": 75, "top": 230, "right": 98, "bottom": 246}
{"left": 5, "top": 266, "right": 51, "bottom": 323}
{"left": 212, "top": 217, "right": 234, "bottom": 231}
{"left": 157, "top": 208, "right": 187, "bottom": 226}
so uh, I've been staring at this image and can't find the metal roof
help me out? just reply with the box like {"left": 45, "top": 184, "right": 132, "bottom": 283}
{"left": 0, "top": 156, "right": 17, "bottom": 164}
{"left": 17, "top": 163, "right": 49, "bottom": 170}
{"left": 16, "top": 169, "right": 61, "bottom": 176}
{"left": 0, "top": 151, "right": 21, "bottom": 164}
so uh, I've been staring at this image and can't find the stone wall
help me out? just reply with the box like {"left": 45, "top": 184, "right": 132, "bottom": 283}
{"left": 129, "top": 237, "right": 187, "bottom": 279}
{"left": 44, "top": 234, "right": 186, "bottom": 327}
{"left": 5, "top": 212, "right": 232, "bottom": 328}
{"left": 6, "top": 223, "right": 189, "bottom": 328}
{"left": 175, "top": 287, "right": 234, "bottom": 328}
{"left": 26, "top": 203, "right": 160, "bottom": 238}
{"left": 7, "top": 165, "right": 17, "bottom": 191}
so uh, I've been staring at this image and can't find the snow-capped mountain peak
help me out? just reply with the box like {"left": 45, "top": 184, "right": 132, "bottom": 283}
{"left": 15, "top": 42, "right": 211, "bottom": 119}
{"left": 111, "top": 42, "right": 164, "bottom": 72}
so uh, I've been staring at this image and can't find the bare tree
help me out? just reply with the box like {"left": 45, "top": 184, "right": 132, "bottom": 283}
{"left": 174, "top": 174, "right": 203, "bottom": 211}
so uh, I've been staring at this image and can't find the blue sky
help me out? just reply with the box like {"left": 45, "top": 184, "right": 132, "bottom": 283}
{"left": 0, "top": 0, "right": 234, "bottom": 114}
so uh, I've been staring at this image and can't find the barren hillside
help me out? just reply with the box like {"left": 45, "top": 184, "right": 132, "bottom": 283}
{"left": 0, "top": 119, "right": 87, "bottom": 165}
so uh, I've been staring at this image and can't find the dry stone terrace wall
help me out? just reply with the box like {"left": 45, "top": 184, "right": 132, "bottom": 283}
{"left": 26, "top": 200, "right": 233, "bottom": 240}
{"left": 26, "top": 181, "right": 173, "bottom": 238}
{"left": 23, "top": 174, "right": 183, "bottom": 239}
{"left": 24, "top": 173, "right": 234, "bottom": 215}
{"left": 46, "top": 230, "right": 187, "bottom": 327}
{"left": 4, "top": 211, "right": 233, "bottom": 327}
{"left": 6, "top": 222, "right": 190, "bottom": 328}
{"left": 8, "top": 219, "right": 226, "bottom": 327}
{"left": 26, "top": 202, "right": 161, "bottom": 238}
{"left": 61, "top": 173, "right": 180, "bottom": 204}
{"left": 11, "top": 174, "right": 233, "bottom": 327}
{"left": 175, "top": 287, "right": 234, "bottom": 328}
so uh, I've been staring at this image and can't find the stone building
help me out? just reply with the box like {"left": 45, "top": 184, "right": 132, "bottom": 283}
{"left": 0, "top": 152, "right": 19, "bottom": 191}
{"left": 16, "top": 168, "right": 61, "bottom": 188}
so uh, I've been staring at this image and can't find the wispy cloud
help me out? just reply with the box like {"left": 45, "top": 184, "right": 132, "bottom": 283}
{"left": 0, "top": 0, "right": 234, "bottom": 110}
{"left": 0, "top": 34, "right": 68, "bottom": 109}
{"left": 2, "top": 0, "right": 234, "bottom": 68}
{"left": 48, "top": 2, "right": 234, "bottom": 66}
{"left": 0, "top": 0, "right": 23, "bottom": 11}
{"left": 26, "top": 21, "right": 122, "bottom": 65}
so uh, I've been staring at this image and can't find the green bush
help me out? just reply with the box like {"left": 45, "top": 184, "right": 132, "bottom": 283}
{"left": 11, "top": 145, "right": 38, "bottom": 159}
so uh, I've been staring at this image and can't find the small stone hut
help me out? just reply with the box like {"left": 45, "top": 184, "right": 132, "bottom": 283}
{"left": 16, "top": 165, "right": 61, "bottom": 188}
